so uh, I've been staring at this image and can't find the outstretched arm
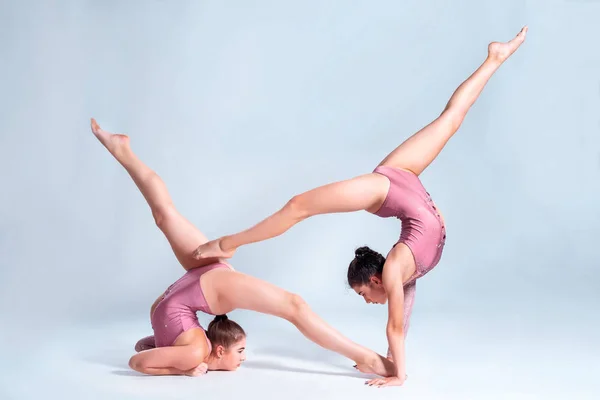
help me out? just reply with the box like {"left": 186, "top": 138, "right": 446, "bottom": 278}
{"left": 383, "top": 271, "right": 407, "bottom": 384}
{"left": 193, "top": 173, "right": 387, "bottom": 259}
{"left": 366, "top": 247, "right": 413, "bottom": 388}
{"left": 387, "top": 281, "right": 416, "bottom": 360}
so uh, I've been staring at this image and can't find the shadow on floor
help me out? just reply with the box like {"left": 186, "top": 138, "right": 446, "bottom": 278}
{"left": 84, "top": 341, "right": 378, "bottom": 379}
{"left": 242, "top": 359, "right": 371, "bottom": 379}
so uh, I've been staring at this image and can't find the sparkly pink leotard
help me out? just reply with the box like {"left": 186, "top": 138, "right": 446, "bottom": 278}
{"left": 373, "top": 166, "right": 447, "bottom": 335}
{"left": 135, "top": 262, "right": 231, "bottom": 351}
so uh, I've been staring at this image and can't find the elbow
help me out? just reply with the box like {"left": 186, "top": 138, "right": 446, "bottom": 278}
{"left": 284, "top": 195, "right": 310, "bottom": 221}
{"left": 129, "top": 355, "right": 147, "bottom": 374}
{"left": 386, "top": 322, "right": 404, "bottom": 338}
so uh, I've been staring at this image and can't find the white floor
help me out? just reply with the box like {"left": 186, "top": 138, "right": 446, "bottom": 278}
{"left": 2, "top": 308, "right": 598, "bottom": 400}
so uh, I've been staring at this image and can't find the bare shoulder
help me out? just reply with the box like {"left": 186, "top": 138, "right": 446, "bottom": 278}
{"left": 384, "top": 243, "right": 417, "bottom": 284}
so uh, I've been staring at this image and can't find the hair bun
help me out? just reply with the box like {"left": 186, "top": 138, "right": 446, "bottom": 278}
{"left": 214, "top": 314, "right": 228, "bottom": 322}
{"left": 355, "top": 246, "right": 371, "bottom": 258}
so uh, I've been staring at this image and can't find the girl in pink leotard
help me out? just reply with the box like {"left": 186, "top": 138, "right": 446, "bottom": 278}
{"left": 90, "top": 119, "right": 394, "bottom": 378}
{"left": 193, "top": 28, "right": 528, "bottom": 387}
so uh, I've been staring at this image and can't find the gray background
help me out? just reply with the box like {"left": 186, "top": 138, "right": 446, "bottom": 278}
{"left": 1, "top": 0, "right": 599, "bottom": 399}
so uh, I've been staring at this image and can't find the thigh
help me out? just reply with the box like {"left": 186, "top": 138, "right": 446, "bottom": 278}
{"left": 157, "top": 206, "right": 220, "bottom": 270}
{"left": 212, "top": 271, "right": 294, "bottom": 318}
{"left": 377, "top": 112, "right": 457, "bottom": 176}
{"left": 295, "top": 173, "right": 389, "bottom": 216}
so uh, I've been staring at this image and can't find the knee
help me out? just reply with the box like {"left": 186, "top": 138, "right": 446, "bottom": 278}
{"left": 152, "top": 204, "right": 174, "bottom": 229}
{"left": 441, "top": 109, "right": 464, "bottom": 131}
{"left": 285, "top": 195, "right": 309, "bottom": 220}
{"left": 285, "top": 293, "right": 310, "bottom": 323}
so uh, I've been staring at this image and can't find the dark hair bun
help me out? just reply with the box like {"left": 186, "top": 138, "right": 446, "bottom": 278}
{"left": 347, "top": 246, "right": 386, "bottom": 287}
{"left": 355, "top": 246, "right": 372, "bottom": 258}
{"left": 206, "top": 314, "right": 246, "bottom": 352}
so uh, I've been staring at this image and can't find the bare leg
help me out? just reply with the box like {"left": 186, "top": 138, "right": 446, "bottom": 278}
{"left": 211, "top": 270, "right": 395, "bottom": 377}
{"left": 378, "top": 26, "right": 528, "bottom": 175}
{"left": 193, "top": 173, "right": 390, "bottom": 259}
{"left": 192, "top": 29, "right": 529, "bottom": 261}
{"left": 90, "top": 118, "right": 220, "bottom": 270}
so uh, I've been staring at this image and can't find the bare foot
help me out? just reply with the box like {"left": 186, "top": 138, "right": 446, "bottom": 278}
{"left": 134, "top": 336, "right": 156, "bottom": 352}
{"left": 355, "top": 354, "right": 395, "bottom": 377}
{"left": 90, "top": 118, "right": 130, "bottom": 158}
{"left": 488, "top": 26, "right": 528, "bottom": 63}
{"left": 193, "top": 238, "right": 235, "bottom": 260}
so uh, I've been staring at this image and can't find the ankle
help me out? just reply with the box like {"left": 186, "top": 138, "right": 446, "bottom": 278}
{"left": 483, "top": 55, "right": 502, "bottom": 68}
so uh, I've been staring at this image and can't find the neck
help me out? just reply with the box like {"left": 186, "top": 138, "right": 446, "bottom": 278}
{"left": 206, "top": 354, "right": 222, "bottom": 371}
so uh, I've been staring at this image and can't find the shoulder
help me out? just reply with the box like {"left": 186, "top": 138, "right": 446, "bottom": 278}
{"left": 383, "top": 243, "right": 417, "bottom": 283}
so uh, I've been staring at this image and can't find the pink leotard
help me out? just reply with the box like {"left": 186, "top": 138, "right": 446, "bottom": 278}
{"left": 150, "top": 262, "right": 231, "bottom": 348}
{"left": 373, "top": 165, "right": 446, "bottom": 335}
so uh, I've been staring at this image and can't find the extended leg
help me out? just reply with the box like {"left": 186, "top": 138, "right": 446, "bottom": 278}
{"left": 378, "top": 27, "right": 528, "bottom": 176}
{"left": 215, "top": 271, "right": 395, "bottom": 377}
{"left": 91, "top": 119, "right": 218, "bottom": 270}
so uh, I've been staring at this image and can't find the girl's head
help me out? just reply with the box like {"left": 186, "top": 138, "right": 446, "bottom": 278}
{"left": 206, "top": 314, "right": 246, "bottom": 371}
{"left": 347, "top": 246, "right": 388, "bottom": 305}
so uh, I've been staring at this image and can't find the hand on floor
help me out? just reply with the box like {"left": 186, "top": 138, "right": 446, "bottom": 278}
{"left": 184, "top": 363, "right": 208, "bottom": 377}
{"left": 365, "top": 375, "right": 406, "bottom": 388}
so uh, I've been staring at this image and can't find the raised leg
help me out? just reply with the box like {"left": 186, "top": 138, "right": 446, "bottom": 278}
{"left": 91, "top": 118, "right": 218, "bottom": 270}
{"left": 193, "top": 172, "right": 390, "bottom": 259}
{"left": 378, "top": 26, "right": 528, "bottom": 176}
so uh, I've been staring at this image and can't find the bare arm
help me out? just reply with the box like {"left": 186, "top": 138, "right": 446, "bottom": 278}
{"left": 385, "top": 284, "right": 406, "bottom": 381}
{"left": 128, "top": 343, "right": 208, "bottom": 376}
{"left": 193, "top": 173, "right": 387, "bottom": 259}
{"left": 380, "top": 250, "right": 412, "bottom": 383}
{"left": 387, "top": 281, "right": 416, "bottom": 360}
